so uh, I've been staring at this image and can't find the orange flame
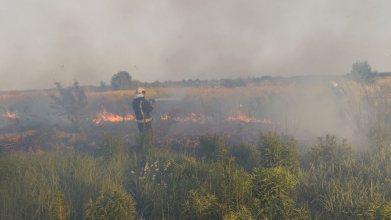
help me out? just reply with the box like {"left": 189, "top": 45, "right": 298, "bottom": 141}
{"left": 6, "top": 110, "right": 16, "bottom": 118}
{"left": 93, "top": 108, "right": 134, "bottom": 124}
{"left": 227, "top": 111, "right": 271, "bottom": 124}
{"left": 161, "top": 114, "right": 170, "bottom": 120}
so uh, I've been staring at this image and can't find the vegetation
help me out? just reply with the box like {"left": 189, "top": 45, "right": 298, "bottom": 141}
{"left": 349, "top": 61, "right": 378, "bottom": 85}
{"left": 2, "top": 61, "right": 391, "bottom": 219}
{"left": 49, "top": 79, "right": 88, "bottom": 151}
{"left": 111, "top": 71, "right": 132, "bottom": 90}
{"left": 1, "top": 125, "right": 391, "bottom": 219}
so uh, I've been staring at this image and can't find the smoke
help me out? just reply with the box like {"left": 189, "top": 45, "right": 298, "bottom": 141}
{"left": 1, "top": 0, "right": 390, "bottom": 90}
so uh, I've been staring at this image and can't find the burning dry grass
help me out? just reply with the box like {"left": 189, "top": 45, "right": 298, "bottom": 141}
{"left": 93, "top": 107, "right": 134, "bottom": 124}
{"left": 227, "top": 111, "right": 272, "bottom": 124}
{"left": 1, "top": 78, "right": 390, "bottom": 154}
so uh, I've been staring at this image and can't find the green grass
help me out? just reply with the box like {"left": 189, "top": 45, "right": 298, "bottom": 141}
{"left": 2, "top": 131, "right": 391, "bottom": 219}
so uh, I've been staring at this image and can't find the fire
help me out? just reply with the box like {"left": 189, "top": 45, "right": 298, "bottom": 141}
{"left": 6, "top": 110, "right": 16, "bottom": 118}
{"left": 227, "top": 111, "right": 271, "bottom": 124}
{"left": 161, "top": 114, "right": 170, "bottom": 121}
{"left": 93, "top": 108, "right": 134, "bottom": 124}
{"left": 161, "top": 112, "right": 205, "bottom": 123}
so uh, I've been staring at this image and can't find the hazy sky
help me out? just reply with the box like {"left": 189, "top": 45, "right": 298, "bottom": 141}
{"left": 1, "top": 0, "right": 390, "bottom": 90}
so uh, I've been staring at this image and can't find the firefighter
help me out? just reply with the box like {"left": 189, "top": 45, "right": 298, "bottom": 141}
{"left": 132, "top": 87, "right": 155, "bottom": 132}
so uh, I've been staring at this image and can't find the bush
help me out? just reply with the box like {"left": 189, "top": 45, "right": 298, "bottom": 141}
{"left": 49, "top": 79, "right": 88, "bottom": 151}
{"left": 84, "top": 182, "right": 137, "bottom": 220}
{"left": 252, "top": 167, "right": 297, "bottom": 219}
{"left": 184, "top": 189, "right": 219, "bottom": 220}
{"left": 111, "top": 71, "right": 132, "bottom": 90}
{"left": 199, "top": 134, "right": 227, "bottom": 161}
{"left": 349, "top": 61, "right": 377, "bottom": 85}
{"left": 51, "top": 190, "right": 70, "bottom": 220}
{"left": 99, "top": 132, "right": 126, "bottom": 159}
{"left": 258, "top": 132, "right": 299, "bottom": 174}
{"left": 309, "top": 134, "right": 353, "bottom": 174}
{"left": 230, "top": 143, "right": 260, "bottom": 172}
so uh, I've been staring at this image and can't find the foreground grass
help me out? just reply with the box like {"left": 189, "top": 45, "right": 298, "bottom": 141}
{"left": 2, "top": 133, "right": 391, "bottom": 219}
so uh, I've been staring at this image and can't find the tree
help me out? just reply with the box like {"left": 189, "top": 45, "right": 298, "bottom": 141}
{"left": 99, "top": 81, "right": 106, "bottom": 92}
{"left": 221, "top": 79, "right": 235, "bottom": 88}
{"left": 350, "top": 61, "right": 377, "bottom": 84}
{"left": 111, "top": 71, "right": 132, "bottom": 90}
{"left": 49, "top": 79, "right": 87, "bottom": 151}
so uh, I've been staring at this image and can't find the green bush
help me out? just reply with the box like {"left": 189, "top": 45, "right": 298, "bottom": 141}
{"left": 252, "top": 167, "right": 297, "bottom": 219}
{"left": 230, "top": 142, "right": 260, "bottom": 172}
{"left": 84, "top": 182, "right": 137, "bottom": 220}
{"left": 51, "top": 190, "right": 70, "bottom": 220}
{"left": 99, "top": 132, "right": 126, "bottom": 159}
{"left": 199, "top": 134, "right": 227, "bottom": 161}
{"left": 349, "top": 61, "right": 377, "bottom": 85}
{"left": 258, "top": 132, "right": 299, "bottom": 174}
{"left": 0, "top": 152, "right": 129, "bottom": 219}
{"left": 184, "top": 189, "right": 219, "bottom": 220}
{"left": 309, "top": 134, "right": 353, "bottom": 175}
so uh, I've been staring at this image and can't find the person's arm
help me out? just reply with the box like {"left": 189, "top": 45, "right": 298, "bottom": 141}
{"left": 142, "top": 99, "right": 153, "bottom": 113}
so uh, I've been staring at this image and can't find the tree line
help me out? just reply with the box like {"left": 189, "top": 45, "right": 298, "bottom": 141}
{"left": 88, "top": 61, "right": 383, "bottom": 92}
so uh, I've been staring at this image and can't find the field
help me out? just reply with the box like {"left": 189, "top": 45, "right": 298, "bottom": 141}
{"left": 1, "top": 77, "right": 391, "bottom": 219}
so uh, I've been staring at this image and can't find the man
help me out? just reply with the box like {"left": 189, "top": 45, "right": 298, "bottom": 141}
{"left": 132, "top": 87, "right": 155, "bottom": 132}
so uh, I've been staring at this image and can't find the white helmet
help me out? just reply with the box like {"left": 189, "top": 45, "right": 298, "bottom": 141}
{"left": 136, "top": 87, "right": 146, "bottom": 95}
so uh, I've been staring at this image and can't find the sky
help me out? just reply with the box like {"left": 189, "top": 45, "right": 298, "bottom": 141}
{"left": 0, "top": 0, "right": 390, "bottom": 90}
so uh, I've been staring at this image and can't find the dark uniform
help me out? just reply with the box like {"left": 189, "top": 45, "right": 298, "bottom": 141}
{"left": 132, "top": 96, "right": 153, "bottom": 132}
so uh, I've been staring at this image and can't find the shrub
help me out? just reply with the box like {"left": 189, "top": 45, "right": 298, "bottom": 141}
{"left": 230, "top": 142, "right": 260, "bottom": 172}
{"left": 49, "top": 79, "right": 88, "bottom": 151}
{"left": 258, "top": 132, "right": 299, "bottom": 174}
{"left": 99, "top": 132, "right": 126, "bottom": 159}
{"left": 51, "top": 190, "right": 70, "bottom": 220}
{"left": 199, "top": 134, "right": 227, "bottom": 161}
{"left": 111, "top": 71, "right": 132, "bottom": 90}
{"left": 309, "top": 134, "right": 353, "bottom": 174}
{"left": 184, "top": 189, "right": 219, "bottom": 220}
{"left": 84, "top": 182, "right": 136, "bottom": 220}
{"left": 349, "top": 61, "right": 377, "bottom": 85}
{"left": 212, "top": 156, "right": 253, "bottom": 217}
{"left": 252, "top": 167, "right": 297, "bottom": 219}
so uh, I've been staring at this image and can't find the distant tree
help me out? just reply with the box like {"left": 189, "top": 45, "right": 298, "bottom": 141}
{"left": 235, "top": 78, "right": 247, "bottom": 87}
{"left": 151, "top": 80, "right": 162, "bottom": 88}
{"left": 260, "top": 75, "right": 273, "bottom": 81}
{"left": 99, "top": 81, "right": 106, "bottom": 91}
{"left": 130, "top": 79, "right": 144, "bottom": 90}
{"left": 111, "top": 71, "right": 132, "bottom": 90}
{"left": 350, "top": 61, "right": 377, "bottom": 84}
{"left": 221, "top": 78, "right": 247, "bottom": 88}
{"left": 222, "top": 79, "right": 235, "bottom": 88}
{"left": 49, "top": 79, "right": 87, "bottom": 151}
{"left": 252, "top": 76, "right": 262, "bottom": 83}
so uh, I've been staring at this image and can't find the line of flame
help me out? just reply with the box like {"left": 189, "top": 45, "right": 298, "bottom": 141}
{"left": 93, "top": 108, "right": 134, "bottom": 124}
{"left": 227, "top": 111, "right": 272, "bottom": 124}
{"left": 6, "top": 110, "right": 16, "bottom": 118}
